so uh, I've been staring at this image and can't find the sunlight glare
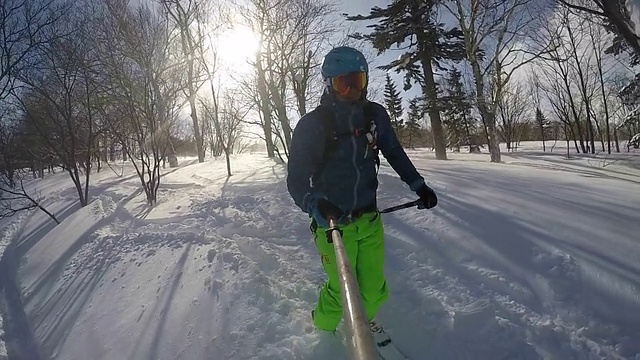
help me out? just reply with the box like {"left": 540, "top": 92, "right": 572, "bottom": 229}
{"left": 213, "top": 25, "right": 260, "bottom": 81}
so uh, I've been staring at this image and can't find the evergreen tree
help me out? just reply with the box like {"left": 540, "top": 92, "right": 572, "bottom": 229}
{"left": 405, "top": 97, "right": 423, "bottom": 148}
{"left": 383, "top": 73, "right": 404, "bottom": 135}
{"left": 347, "top": 0, "right": 466, "bottom": 160}
{"left": 535, "top": 107, "right": 550, "bottom": 152}
{"left": 440, "top": 68, "right": 476, "bottom": 152}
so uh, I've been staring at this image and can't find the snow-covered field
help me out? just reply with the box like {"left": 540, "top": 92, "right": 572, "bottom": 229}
{"left": 1, "top": 142, "right": 639, "bottom": 359}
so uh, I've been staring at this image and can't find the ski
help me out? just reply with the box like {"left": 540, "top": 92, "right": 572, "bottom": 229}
{"left": 370, "top": 321, "right": 410, "bottom": 360}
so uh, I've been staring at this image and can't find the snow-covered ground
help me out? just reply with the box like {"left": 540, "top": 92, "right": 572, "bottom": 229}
{"left": 1, "top": 235, "right": 6, "bottom": 360}
{"left": 0, "top": 208, "right": 31, "bottom": 360}
{"left": 1, "top": 143, "right": 639, "bottom": 359}
{"left": 0, "top": 229, "right": 9, "bottom": 360}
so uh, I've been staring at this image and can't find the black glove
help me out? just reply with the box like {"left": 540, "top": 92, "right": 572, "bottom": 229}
{"left": 316, "top": 198, "right": 344, "bottom": 223}
{"left": 416, "top": 184, "right": 438, "bottom": 209}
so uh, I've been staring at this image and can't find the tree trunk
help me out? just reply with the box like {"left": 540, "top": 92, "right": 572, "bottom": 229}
{"left": 185, "top": 49, "right": 204, "bottom": 162}
{"left": 189, "top": 92, "right": 205, "bottom": 162}
{"left": 468, "top": 59, "right": 500, "bottom": 162}
{"left": 576, "top": 124, "right": 587, "bottom": 153}
{"left": 109, "top": 141, "right": 116, "bottom": 162}
{"left": 256, "top": 49, "right": 274, "bottom": 158}
{"left": 596, "top": 59, "right": 611, "bottom": 154}
{"left": 540, "top": 122, "right": 546, "bottom": 152}
{"left": 69, "top": 167, "right": 87, "bottom": 207}
{"left": 84, "top": 157, "right": 91, "bottom": 206}
{"left": 567, "top": 23, "right": 595, "bottom": 154}
{"left": 419, "top": 53, "right": 447, "bottom": 160}
{"left": 292, "top": 50, "right": 312, "bottom": 117}
{"left": 563, "top": 87, "right": 586, "bottom": 153}
{"left": 593, "top": 117, "right": 605, "bottom": 152}
{"left": 208, "top": 76, "right": 232, "bottom": 177}
{"left": 224, "top": 146, "right": 231, "bottom": 177}
{"left": 566, "top": 135, "right": 570, "bottom": 158}
{"left": 586, "top": 119, "right": 596, "bottom": 154}
{"left": 606, "top": 119, "right": 611, "bottom": 154}
{"left": 267, "top": 63, "right": 293, "bottom": 151}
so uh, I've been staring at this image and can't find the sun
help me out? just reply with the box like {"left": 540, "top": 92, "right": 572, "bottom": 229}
{"left": 213, "top": 25, "right": 261, "bottom": 80}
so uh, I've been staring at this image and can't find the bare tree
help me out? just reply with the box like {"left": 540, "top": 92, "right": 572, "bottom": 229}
{"left": 0, "top": 0, "right": 65, "bottom": 103}
{"left": 529, "top": 72, "right": 550, "bottom": 151}
{"left": 204, "top": 89, "right": 249, "bottom": 155}
{"left": 444, "top": 0, "right": 551, "bottom": 162}
{"left": 199, "top": 97, "right": 222, "bottom": 158}
{"left": 588, "top": 22, "right": 615, "bottom": 153}
{"left": 0, "top": 112, "right": 21, "bottom": 187}
{"left": 14, "top": 7, "right": 103, "bottom": 207}
{"left": 0, "top": 0, "right": 65, "bottom": 213}
{"left": 1, "top": 171, "right": 59, "bottom": 224}
{"left": 198, "top": 84, "right": 244, "bottom": 176}
{"left": 565, "top": 14, "right": 599, "bottom": 154}
{"left": 98, "top": 0, "right": 182, "bottom": 205}
{"left": 539, "top": 58, "right": 583, "bottom": 156}
{"left": 538, "top": 7, "right": 619, "bottom": 155}
{"left": 189, "top": 8, "right": 235, "bottom": 175}
{"left": 247, "top": 1, "right": 275, "bottom": 158}
{"left": 266, "top": 0, "right": 334, "bottom": 148}
{"left": 242, "top": 0, "right": 336, "bottom": 158}
{"left": 159, "top": 0, "right": 210, "bottom": 163}
{"left": 497, "top": 83, "right": 530, "bottom": 151}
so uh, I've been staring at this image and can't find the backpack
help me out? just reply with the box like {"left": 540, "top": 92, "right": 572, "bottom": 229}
{"left": 314, "top": 101, "right": 380, "bottom": 173}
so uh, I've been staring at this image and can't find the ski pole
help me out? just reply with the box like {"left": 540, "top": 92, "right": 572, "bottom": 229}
{"left": 379, "top": 199, "right": 423, "bottom": 214}
{"left": 326, "top": 217, "right": 378, "bottom": 360}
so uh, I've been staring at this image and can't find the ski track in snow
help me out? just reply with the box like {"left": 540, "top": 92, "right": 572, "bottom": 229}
{"left": 4, "top": 148, "right": 640, "bottom": 360}
{"left": 14, "top": 158, "right": 333, "bottom": 360}
{"left": 0, "top": 212, "right": 31, "bottom": 360}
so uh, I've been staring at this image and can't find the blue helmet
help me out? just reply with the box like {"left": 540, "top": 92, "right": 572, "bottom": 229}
{"left": 321, "top": 46, "right": 369, "bottom": 80}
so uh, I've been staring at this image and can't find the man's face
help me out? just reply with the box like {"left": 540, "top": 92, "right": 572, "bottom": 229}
{"left": 335, "top": 88, "right": 362, "bottom": 102}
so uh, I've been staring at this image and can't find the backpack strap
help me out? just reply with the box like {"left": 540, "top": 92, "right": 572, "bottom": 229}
{"left": 362, "top": 103, "right": 380, "bottom": 173}
{"left": 315, "top": 102, "right": 380, "bottom": 173}
{"left": 315, "top": 105, "right": 341, "bottom": 157}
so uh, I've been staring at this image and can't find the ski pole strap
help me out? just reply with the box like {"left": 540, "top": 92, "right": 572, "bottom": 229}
{"left": 325, "top": 224, "right": 343, "bottom": 243}
{"left": 380, "top": 199, "right": 423, "bottom": 214}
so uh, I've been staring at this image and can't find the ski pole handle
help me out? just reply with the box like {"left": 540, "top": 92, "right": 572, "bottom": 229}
{"left": 380, "top": 199, "right": 423, "bottom": 214}
{"left": 324, "top": 216, "right": 342, "bottom": 243}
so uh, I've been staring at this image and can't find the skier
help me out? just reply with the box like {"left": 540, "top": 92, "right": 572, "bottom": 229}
{"left": 286, "top": 46, "right": 438, "bottom": 334}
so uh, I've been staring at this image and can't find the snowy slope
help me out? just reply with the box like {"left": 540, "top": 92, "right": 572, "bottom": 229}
{"left": 6, "top": 148, "right": 640, "bottom": 360}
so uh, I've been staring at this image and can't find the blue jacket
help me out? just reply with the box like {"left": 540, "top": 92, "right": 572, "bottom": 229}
{"left": 287, "top": 94, "right": 425, "bottom": 217}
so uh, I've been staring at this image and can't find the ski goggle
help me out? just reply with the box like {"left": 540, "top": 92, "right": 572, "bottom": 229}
{"left": 330, "top": 72, "right": 368, "bottom": 95}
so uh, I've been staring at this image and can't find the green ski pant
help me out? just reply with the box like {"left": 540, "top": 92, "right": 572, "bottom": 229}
{"left": 312, "top": 211, "right": 389, "bottom": 331}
